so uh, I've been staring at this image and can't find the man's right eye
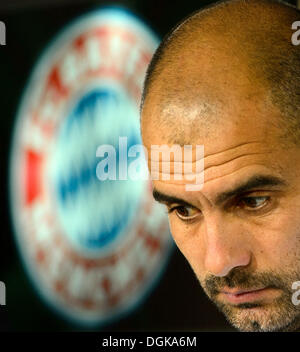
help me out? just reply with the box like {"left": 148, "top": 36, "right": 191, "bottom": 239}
{"left": 168, "top": 205, "right": 200, "bottom": 221}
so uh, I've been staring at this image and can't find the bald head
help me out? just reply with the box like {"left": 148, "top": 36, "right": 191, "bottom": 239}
{"left": 141, "top": 0, "right": 300, "bottom": 146}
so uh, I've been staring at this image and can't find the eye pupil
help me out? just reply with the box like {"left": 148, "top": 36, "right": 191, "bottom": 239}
{"left": 177, "top": 206, "right": 189, "bottom": 217}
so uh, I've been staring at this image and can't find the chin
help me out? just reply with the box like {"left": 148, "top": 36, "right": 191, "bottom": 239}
{"left": 215, "top": 300, "right": 300, "bottom": 332}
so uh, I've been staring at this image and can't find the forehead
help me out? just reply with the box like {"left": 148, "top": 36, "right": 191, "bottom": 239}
{"left": 142, "top": 89, "right": 283, "bottom": 154}
{"left": 141, "top": 61, "right": 285, "bottom": 150}
{"left": 141, "top": 88, "right": 298, "bottom": 201}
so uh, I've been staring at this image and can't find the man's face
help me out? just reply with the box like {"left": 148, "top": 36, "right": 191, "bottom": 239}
{"left": 142, "top": 90, "right": 300, "bottom": 332}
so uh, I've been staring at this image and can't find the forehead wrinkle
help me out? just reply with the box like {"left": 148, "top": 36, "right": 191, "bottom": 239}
{"left": 148, "top": 141, "right": 268, "bottom": 163}
{"left": 152, "top": 163, "right": 280, "bottom": 189}
{"left": 202, "top": 137, "right": 270, "bottom": 158}
{"left": 150, "top": 152, "right": 268, "bottom": 178}
{"left": 149, "top": 143, "right": 274, "bottom": 182}
{"left": 204, "top": 161, "right": 280, "bottom": 185}
{"left": 202, "top": 141, "right": 268, "bottom": 158}
{"left": 203, "top": 151, "right": 270, "bottom": 174}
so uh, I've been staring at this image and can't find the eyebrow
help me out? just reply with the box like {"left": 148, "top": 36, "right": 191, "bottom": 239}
{"left": 152, "top": 174, "right": 287, "bottom": 207}
{"left": 153, "top": 190, "right": 194, "bottom": 208}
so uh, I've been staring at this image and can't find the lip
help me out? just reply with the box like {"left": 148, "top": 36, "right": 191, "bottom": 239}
{"left": 220, "top": 287, "right": 274, "bottom": 305}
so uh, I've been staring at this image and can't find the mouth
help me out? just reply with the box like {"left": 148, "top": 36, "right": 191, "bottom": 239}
{"left": 219, "top": 286, "right": 278, "bottom": 305}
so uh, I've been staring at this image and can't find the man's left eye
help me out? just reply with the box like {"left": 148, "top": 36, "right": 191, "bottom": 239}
{"left": 238, "top": 196, "right": 270, "bottom": 210}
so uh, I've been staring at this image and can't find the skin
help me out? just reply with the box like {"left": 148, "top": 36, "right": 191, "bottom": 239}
{"left": 141, "top": 35, "right": 300, "bottom": 332}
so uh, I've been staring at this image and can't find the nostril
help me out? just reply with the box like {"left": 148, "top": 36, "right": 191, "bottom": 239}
{"left": 205, "top": 249, "right": 252, "bottom": 277}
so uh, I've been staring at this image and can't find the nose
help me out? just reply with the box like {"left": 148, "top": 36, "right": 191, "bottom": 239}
{"left": 203, "top": 213, "right": 252, "bottom": 277}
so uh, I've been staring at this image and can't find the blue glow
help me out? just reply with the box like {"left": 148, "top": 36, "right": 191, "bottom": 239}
{"left": 56, "top": 88, "right": 141, "bottom": 249}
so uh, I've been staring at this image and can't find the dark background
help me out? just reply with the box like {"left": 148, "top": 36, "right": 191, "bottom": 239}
{"left": 0, "top": 0, "right": 297, "bottom": 332}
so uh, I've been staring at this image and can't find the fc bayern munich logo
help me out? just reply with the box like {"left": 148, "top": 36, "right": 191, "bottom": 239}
{"left": 10, "top": 8, "right": 173, "bottom": 325}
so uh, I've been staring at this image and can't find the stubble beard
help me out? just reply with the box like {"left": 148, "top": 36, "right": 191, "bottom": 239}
{"left": 196, "top": 268, "right": 300, "bottom": 332}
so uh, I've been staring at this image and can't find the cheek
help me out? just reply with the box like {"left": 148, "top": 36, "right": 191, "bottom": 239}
{"left": 168, "top": 217, "right": 206, "bottom": 275}
{"left": 252, "top": 212, "right": 300, "bottom": 270}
